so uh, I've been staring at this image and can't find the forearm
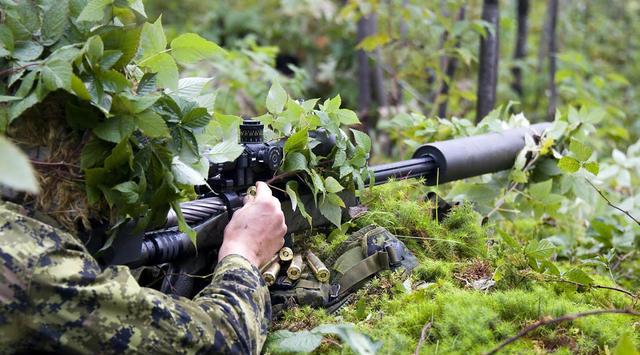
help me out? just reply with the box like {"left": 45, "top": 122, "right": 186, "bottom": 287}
{"left": 193, "top": 254, "right": 272, "bottom": 354}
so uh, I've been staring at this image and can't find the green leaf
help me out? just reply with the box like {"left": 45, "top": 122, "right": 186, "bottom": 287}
{"left": 112, "top": 181, "right": 139, "bottom": 204}
{"left": 171, "top": 201, "right": 197, "bottom": 244}
{"left": 324, "top": 177, "right": 344, "bottom": 193}
{"left": 206, "top": 141, "right": 244, "bottom": 163}
{"left": 529, "top": 179, "right": 552, "bottom": 200}
{"left": 284, "top": 128, "right": 308, "bottom": 153}
{"left": 319, "top": 196, "right": 342, "bottom": 227}
{"left": 337, "top": 109, "right": 360, "bottom": 125}
{"left": 13, "top": 40, "right": 43, "bottom": 61}
{"left": 142, "top": 52, "right": 178, "bottom": 90}
{"left": 135, "top": 110, "right": 170, "bottom": 138}
{"left": 98, "top": 49, "right": 124, "bottom": 70}
{"left": 71, "top": 75, "right": 92, "bottom": 100}
{"left": 86, "top": 35, "right": 104, "bottom": 63}
{"left": 137, "top": 73, "right": 157, "bottom": 95}
{"left": 266, "top": 80, "right": 287, "bottom": 114}
{"left": 93, "top": 116, "right": 135, "bottom": 143}
{"left": 80, "top": 138, "right": 112, "bottom": 169}
{"left": 324, "top": 94, "right": 341, "bottom": 113}
{"left": 356, "top": 33, "right": 391, "bottom": 51}
{"left": 96, "top": 69, "right": 129, "bottom": 93}
{"left": 77, "top": 0, "right": 113, "bottom": 22}
{"left": 524, "top": 239, "right": 556, "bottom": 260}
{"left": 613, "top": 333, "right": 640, "bottom": 355}
{"left": 41, "top": 0, "right": 69, "bottom": 44}
{"left": 266, "top": 330, "right": 323, "bottom": 354}
{"left": 140, "top": 17, "right": 166, "bottom": 59}
{"left": 104, "top": 139, "right": 132, "bottom": 170}
{"left": 314, "top": 324, "right": 382, "bottom": 355}
{"left": 285, "top": 181, "right": 299, "bottom": 212}
{"left": 0, "top": 136, "right": 39, "bottom": 193}
{"left": 170, "top": 33, "right": 225, "bottom": 64}
{"left": 41, "top": 58, "right": 73, "bottom": 91}
{"left": 583, "top": 161, "right": 599, "bottom": 175}
{"left": 569, "top": 139, "right": 593, "bottom": 162}
{"left": 182, "top": 107, "right": 210, "bottom": 128}
{"left": 351, "top": 129, "right": 372, "bottom": 154}
{"left": 563, "top": 268, "right": 594, "bottom": 285}
{"left": 282, "top": 152, "right": 307, "bottom": 172}
{"left": 171, "top": 156, "right": 206, "bottom": 185}
{"left": 170, "top": 77, "right": 212, "bottom": 98}
{"left": 557, "top": 156, "right": 580, "bottom": 173}
{"left": 102, "top": 27, "right": 141, "bottom": 70}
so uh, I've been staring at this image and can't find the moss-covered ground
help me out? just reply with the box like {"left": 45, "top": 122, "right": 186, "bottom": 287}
{"left": 269, "top": 181, "right": 640, "bottom": 354}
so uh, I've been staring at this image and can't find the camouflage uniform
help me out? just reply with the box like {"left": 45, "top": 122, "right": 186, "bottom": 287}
{"left": 0, "top": 202, "right": 271, "bottom": 354}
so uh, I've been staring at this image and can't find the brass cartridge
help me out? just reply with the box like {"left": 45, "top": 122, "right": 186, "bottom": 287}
{"left": 305, "top": 251, "right": 330, "bottom": 283}
{"left": 262, "top": 261, "right": 281, "bottom": 286}
{"left": 279, "top": 247, "right": 293, "bottom": 261}
{"left": 259, "top": 254, "right": 279, "bottom": 274}
{"left": 287, "top": 254, "right": 304, "bottom": 280}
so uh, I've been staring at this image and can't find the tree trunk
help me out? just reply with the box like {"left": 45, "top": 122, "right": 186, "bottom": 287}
{"left": 437, "top": 6, "right": 466, "bottom": 118}
{"left": 547, "top": 0, "right": 559, "bottom": 119}
{"left": 476, "top": 0, "right": 500, "bottom": 122}
{"left": 369, "top": 14, "right": 388, "bottom": 116}
{"left": 356, "top": 15, "right": 373, "bottom": 129}
{"left": 511, "top": 0, "right": 529, "bottom": 97}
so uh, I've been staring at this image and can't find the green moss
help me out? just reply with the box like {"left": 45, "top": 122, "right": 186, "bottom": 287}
{"left": 413, "top": 258, "right": 457, "bottom": 282}
{"left": 271, "top": 181, "right": 640, "bottom": 354}
{"left": 356, "top": 181, "right": 488, "bottom": 261}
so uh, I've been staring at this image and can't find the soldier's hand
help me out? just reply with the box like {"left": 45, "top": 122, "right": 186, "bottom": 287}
{"left": 218, "top": 182, "right": 287, "bottom": 267}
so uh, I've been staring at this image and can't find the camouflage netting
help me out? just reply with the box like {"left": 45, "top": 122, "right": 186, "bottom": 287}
{"left": 6, "top": 93, "right": 102, "bottom": 233}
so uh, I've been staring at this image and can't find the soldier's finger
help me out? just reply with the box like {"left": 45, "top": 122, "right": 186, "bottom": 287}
{"left": 255, "top": 181, "right": 272, "bottom": 200}
{"left": 243, "top": 194, "right": 255, "bottom": 205}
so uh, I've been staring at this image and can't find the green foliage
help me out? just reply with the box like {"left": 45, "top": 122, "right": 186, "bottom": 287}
{"left": 267, "top": 323, "right": 381, "bottom": 355}
{"left": 0, "top": 1, "right": 240, "bottom": 238}
{"left": 259, "top": 84, "right": 370, "bottom": 227}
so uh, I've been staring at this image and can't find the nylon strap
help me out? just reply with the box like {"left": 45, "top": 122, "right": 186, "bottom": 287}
{"left": 337, "top": 251, "right": 390, "bottom": 298}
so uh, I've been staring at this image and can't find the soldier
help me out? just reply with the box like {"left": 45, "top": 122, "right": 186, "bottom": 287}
{"left": 0, "top": 179, "right": 286, "bottom": 353}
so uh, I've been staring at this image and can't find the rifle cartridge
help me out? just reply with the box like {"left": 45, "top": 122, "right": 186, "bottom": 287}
{"left": 279, "top": 247, "right": 293, "bottom": 261}
{"left": 259, "top": 254, "right": 280, "bottom": 274}
{"left": 263, "top": 262, "right": 281, "bottom": 286}
{"left": 306, "top": 251, "right": 330, "bottom": 283}
{"left": 287, "top": 254, "right": 304, "bottom": 280}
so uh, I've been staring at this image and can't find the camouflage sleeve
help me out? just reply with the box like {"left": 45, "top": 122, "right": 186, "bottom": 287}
{"left": 1, "top": 203, "right": 270, "bottom": 354}
{"left": 28, "top": 245, "right": 271, "bottom": 353}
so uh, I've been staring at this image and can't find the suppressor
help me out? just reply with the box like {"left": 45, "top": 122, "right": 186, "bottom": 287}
{"left": 305, "top": 251, "right": 330, "bottom": 283}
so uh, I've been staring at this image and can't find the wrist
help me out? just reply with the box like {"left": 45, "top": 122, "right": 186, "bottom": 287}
{"left": 218, "top": 240, "right": 260, "bottom": 267}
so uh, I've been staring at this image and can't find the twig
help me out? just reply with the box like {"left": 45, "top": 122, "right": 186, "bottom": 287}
{"left": 266, "top": 171, "right": 299, "bottom": 185}
{"left": 485, "top": 309, "right": 640, "bottom": 355}
{"left": 486, "top": 151, "right": 540, "bottom": 218}
{"left": 30, "top": 160, "right": 81, "bottom": 169}
{"left": 545, "top": 277, "right": 638, "bottom": 300}
{"left": 414, "top": 320, "right": 433, "bottom": 355}
{"left": 585, "top": 179, "right": 640, "bottom": 226}
{"left": 0, "top": 63, "right": 40, "bottom": 77}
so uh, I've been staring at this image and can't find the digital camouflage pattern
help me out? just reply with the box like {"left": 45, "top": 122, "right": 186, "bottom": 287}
{"left": 0, "top": 202, "right": 270, "bottom": 354}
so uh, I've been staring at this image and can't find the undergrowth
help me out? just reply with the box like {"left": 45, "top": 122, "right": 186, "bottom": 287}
{"left": 269, "top": 180, "right": 640, "bottom": 354}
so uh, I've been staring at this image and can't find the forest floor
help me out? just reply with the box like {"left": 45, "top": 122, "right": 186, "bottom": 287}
{"left": 267, "top": 180, "right": 639, "bottom": 354}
